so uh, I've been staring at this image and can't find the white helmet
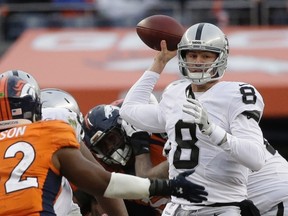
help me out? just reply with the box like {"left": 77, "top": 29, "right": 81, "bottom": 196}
{"left": 41, "top": 88, "right": 84, "bottom": 140}
{"left": 0, "top": 69, "right": 41, "bottom": 96}
{"left": 41, "top": 88, "right": 83, "bottom": 122}
{"left": 177, "top": 23, "right": 229, "bottom": 85}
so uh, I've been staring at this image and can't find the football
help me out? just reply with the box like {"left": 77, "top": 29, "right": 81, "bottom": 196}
{"left": 136, "top": 15, "right": 185, "bottom": 51}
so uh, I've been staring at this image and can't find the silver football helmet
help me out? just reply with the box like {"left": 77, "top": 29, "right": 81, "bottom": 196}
{"left": 0, "top": 69, "right": 41, "bottom": 96}
{"left": 177, "top": 23, "right": 229, "bottom": 85}
{"left": 41, "top": 88, "right": 84, "bottom": 140}
{"left": 41, "top": 88, "right": 83, "bottom": 122}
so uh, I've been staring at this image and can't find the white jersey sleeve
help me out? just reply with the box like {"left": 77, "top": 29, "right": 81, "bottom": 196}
{"left": 248, "top": 151, "right": 288, "bottom": 214}
{"left": 206, "top": 82, "right": 266, "bottom": 171}
{"left": 120, "top": 71, "right": 166, "bottom": 133}
{"left": 53, "top": 178, "right": 82, "bottom": 216}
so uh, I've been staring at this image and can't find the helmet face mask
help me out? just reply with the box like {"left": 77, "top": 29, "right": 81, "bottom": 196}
{"left": 177, "top": 23, "right": 229, "bottom": 85}
{"left": 90, "top": 127, "right": 132, "bottom": 166}
{"left": 180, "top": 54, "right": 220, "bottom": 82}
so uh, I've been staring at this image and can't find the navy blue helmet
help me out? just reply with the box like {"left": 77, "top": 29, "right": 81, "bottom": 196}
{"left": 82, "top": 104, "right": 132, "bottom": 166}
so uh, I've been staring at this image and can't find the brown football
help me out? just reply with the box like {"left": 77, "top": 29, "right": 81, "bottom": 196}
{"left": 136, "top": 15, "right": 185, "bottom": 51}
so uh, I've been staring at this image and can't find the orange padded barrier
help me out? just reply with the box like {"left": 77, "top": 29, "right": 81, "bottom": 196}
{"left": 0, "top": 27, "right": 287, "bottom": 117}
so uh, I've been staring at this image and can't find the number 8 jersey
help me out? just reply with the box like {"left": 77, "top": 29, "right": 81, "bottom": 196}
{"left": 120, "top": 71, "right": 266, "bottom": 209}
{"left": 0, "top": 120, "right": 80, "bottom": 216}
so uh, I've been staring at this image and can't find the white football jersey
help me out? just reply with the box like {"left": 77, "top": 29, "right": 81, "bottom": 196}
{"left": 248, "top": 150, "right": 288, "bottom": 214}
{"left": 120, "top": 71, "right": 266, "bottom": 209}
{"left": 42, "top": 107, "right": 82, "bottom": 216}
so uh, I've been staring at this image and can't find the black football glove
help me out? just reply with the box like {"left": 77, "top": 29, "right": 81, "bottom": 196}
{"left": 130, "top": 131, "right": 151, "bottom": 156}
{"left": 149, "top": 170, "right": 208, "bottom": 203}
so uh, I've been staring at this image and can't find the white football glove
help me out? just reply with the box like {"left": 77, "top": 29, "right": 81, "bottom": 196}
{"left": 182, "top": 98, "right": 227, "bottom": 146}
{"left": 182, "top": 98, "right": 214, "bottom": 135}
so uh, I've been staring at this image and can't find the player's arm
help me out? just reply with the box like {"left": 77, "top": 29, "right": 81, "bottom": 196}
{"left": 130, "top": 131, "right": 168, "bottom": 179}
{"left": 148, "top": 40, "right": 176, "bottom": 74}
{"left": 129, "top": 130, "right": 153, "bottom": 178}
{"left": 79, "top": 140, "right": 99, "bottom": 164}
{"left": 226, "top": 113, "right": 266, "bottom": 171}
{"left": 52, "top": 147, "right": 208, "bottom": 203}
{"left": 135, "top": 155, "right": 168, "bottom": 179}
{"left": 79, "top": 141, "right": 129, "bottom": 216}
{"left": 134, "top": 153, "right": 152, "bottom": 177}
{"left": 120, "top": 41, "right": 174, "bottom": 133}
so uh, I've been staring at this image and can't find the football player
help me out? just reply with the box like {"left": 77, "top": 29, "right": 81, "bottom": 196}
{"left": 0, "top": 70, "right": 128, "bottom": 216}
{"left": 120, "top": 23, "right": 265, "bottom": 215}
{"left": 82, "top": 103, "right": 169, "bottom": 215}
{"left": 41, "top": 87, "right": 129, "bottom": 216}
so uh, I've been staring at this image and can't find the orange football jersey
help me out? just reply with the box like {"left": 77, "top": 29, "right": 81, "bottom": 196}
{"left": 0, "top": 120, "right": 80, "bottom": 216}
{"left": 149, "top": 133, "right": 167, "bottom": 166}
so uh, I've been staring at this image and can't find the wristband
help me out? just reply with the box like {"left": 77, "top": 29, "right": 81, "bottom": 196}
{"left": 104, "top": 172, "right": 150, "bottom": 199}
{"left": 149, "top": 179, "right": 170, "bottom": 196}
{"left": 208, "top": 123, "right": 227, "bottom": 146}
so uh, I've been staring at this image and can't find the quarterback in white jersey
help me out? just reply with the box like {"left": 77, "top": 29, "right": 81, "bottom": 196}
{"left": 120, "top": 23, "right": 266, "bottom": 215}
{"left": 42, "top": 107, "right": 83, "bottom": 216}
